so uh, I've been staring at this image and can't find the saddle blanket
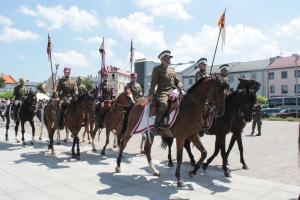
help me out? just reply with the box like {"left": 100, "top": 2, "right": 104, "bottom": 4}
{"left": 132, "top": 89, "right": 182, "bottom": 135}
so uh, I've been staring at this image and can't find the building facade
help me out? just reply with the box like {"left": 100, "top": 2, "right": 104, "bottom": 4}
{"left": 0, "top": 74, "right": 17, "bottom": 93}
{"left": 265, "top": 55, "right": 300, "bottom": 98}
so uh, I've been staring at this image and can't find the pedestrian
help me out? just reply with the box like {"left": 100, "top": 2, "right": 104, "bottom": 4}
{"left": 251, "top": 103, "right": 262, "bottom": 136}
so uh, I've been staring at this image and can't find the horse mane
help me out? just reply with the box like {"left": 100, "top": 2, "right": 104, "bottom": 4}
{"left": 186, "top": 77, "right": 208, "bottom": 94}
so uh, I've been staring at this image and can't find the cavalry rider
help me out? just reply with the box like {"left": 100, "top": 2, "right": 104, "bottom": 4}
{"left": 148, "top": 50, "right": 182, "bottom": 135}
{"left": 12, "top": 78, "right": 28, "bottom": 120}
{"left": 77, "top": 76, "right": 87, "bottom": 96}
{"left": 219, "top": 64, "right": 230, "bottom": 83}
{"left": 57, "top": 67, "right": 78, "bottom": 129}
{"left": 127, "top": 72, "right": 143, "bottom": 102}
{"left": 195, "top": 57, "right": 208, "bottom": 82}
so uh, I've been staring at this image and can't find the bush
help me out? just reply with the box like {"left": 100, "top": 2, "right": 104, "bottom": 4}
{"left": 0, "top": 91, "right": 13, "bottom": 99}
{"left": 257, "top": 95, "right": 267, "bottom": 104}
{"left": 83, "top": 78, "right": 94, "bottom": 91}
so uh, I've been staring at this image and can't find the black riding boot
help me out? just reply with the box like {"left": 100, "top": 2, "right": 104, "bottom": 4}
{"left": 154, "top": 111, "right": 164, "bottom": 135}
{"left": 59, "top": 106, "right": 66, "bottom": 130}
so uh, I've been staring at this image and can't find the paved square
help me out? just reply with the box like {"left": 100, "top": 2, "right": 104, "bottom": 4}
{"left": 0, "top": 120, "right": 299, "bottom": 199}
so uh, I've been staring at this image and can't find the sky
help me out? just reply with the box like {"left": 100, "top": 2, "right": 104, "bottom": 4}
{"left": 1, "top": 0, "right": 300, "bottom": 82}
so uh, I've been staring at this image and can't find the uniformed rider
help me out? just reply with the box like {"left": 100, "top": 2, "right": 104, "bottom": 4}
{"left": 77, "top": 76, "right": 87, "bottom": 96}
{"left": 12, "top": 78, "right": 28, "bottom": 120}
{"left": 148, "top": 50, "right": 182, "bottom": 135}
{"left": 127, "top": 73, "right": 143, "bottom": 102}
{"left": 195, "top": 57, "right": 208, "bottom": 82}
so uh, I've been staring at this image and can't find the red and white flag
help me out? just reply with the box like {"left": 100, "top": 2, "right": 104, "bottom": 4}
{"left": 47, "top": 33, "right": 52, "bottom": 62}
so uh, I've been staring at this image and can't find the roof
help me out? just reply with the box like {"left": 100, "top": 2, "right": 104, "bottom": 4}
{"left": 0, "top": 75, "right": 17, "bottom": 84}
{"left": 184, "top": 59, "right": 269, "bottom": 77}
{"left": 98, "top": 66, "right": 130, "bottom": 76}
{"left": 267, "top": 55, "right": 300, "bottom": 69}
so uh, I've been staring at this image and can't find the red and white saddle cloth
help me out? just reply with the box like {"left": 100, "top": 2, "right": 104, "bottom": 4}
{"left": 132, "top": 89, "right": 184, "bottom": 135}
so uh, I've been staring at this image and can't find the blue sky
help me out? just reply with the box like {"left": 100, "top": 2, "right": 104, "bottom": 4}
{"left": 1, "top": 0, "right": 300, "bottom": 81}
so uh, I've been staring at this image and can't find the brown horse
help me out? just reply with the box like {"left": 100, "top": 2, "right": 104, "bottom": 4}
{"left": 64, "top": 89, "right": 98, "bottom": 159}
{"left": 90, "top": 86, "right": 134, "bottom": 155}
{"left": 115, "top": 76, "right": 229, "bottom": 187}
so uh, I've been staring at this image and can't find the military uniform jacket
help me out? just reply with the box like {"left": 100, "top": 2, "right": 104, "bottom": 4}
{"left": 148, "top": 65, "right": 182, "bottom": 102}
{"left": 195, "top": 70, "right": 207, "bottom": 82}
{"left": 99, "top": 82, "right": 112, "bottom": 101}
{"left": 57, "top": 77, "right": 78, "bottom": 99}
{"left": 13, "top": 85, "right": 28, "bottom": 100}
{"left": 127, "top": 81, "right": 143, "bottom": 101}
{"left": 77, "top": 83, "right": 87, "bottom": 96}
{"left": 253, "top": 105, "right": 262, "bottom": 120}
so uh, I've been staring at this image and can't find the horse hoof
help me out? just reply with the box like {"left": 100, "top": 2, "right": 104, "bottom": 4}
{"left": 57, "top": 142, "right": 61, "bottom": 145}
{"left": 168, "top": 161, "right": 174, "bottom": 167}
{"left": 72, "top": 154, "right": 76, "bottom": 159}
{"left": 113, "top": 145, "right": 117, "bottom": 148}
{"left": 140, "top": 150, "right": 145, "bottom": 154}
{"left": 242, "top": 165, "right": 248, "bottom": 170}
{"left": 5, "top": 137, "right": 8, "bottom": 141}
{"left": 92, "top": 149, "right": 97, "bottom": 153}
{"left": 202, "top": 163, "right": 208, "bottom": 170}
{"left": 30, "top": 141, "right": 34, "bottom": 145}
{"left": 82, "top": 140, "right": 85, "bottom": 143}
{"left": 39, "top": 137, "right": 42, "bottom": 140}
{"left": 101, "top": 150, "right": 105, "bottom": 156}
{"left": 76, "top": 155, "right": 80, "bottom": 160}
{"left": 188, "top": 171, "right": 195, "bottom": 178}
{"left": 22, "top": 141, "right": 26, "bottom": 145}
{"left": 16, "top": 140, "right": 20, "bottom": 143}
{"left": 177, "top": 181, "right": 186, "bottom": 188}
{"left": 115, "top": 166, "right": 121, "bottom": 173}
{"left": 64, "top": 139, "right": 68, "bottom": 143}
{"left": 224, "top": 171, "right": 231, "bottom": 178}
{"left": 153, "top": 171, "right": 160, "bottom": 177}
{"left": 191, "top": 160, "right": 196, "bottom": 167}
{"left": 88, "top": 141, "right": 91, "bottom": 144}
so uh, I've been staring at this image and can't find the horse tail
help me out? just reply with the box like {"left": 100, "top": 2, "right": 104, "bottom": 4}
{"left": 118, "top": 103, "right": 134, "bottom": 146}
{"left": 161, "top": 136, "right": 173, "bottom": 149}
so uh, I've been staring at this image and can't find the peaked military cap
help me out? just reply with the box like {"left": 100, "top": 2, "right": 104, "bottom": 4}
{"left": 219, "top": 64, "right": 229, "bottom": 71}
{"left": 158, "top": 50, "right": 173, "bottom": 59}
{"left": 196, "top": 57, "right": 207, "bottom": 65}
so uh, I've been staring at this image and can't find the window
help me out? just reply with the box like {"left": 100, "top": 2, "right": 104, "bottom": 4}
{"left": 281, "top": 71, "right": 287, "bottom": 79}
{"left": 295, "top": 84, "right": 300, "bottom": 93}
{"left": 251, "top": 73, "right": 256, "bottom": 80}
{"left": 188, "top": 78, "right": 193, "bottom": 85}
{"left": 281, "top": 85, "right": 288, "bottom": 94}
{"left": 268, "top": 72, "right": 274, "bottom": 80}
{"left": 270, "top": 85, "right": 275, "bottom": 94}
{"left": 295, "top": 70, "right": 300, "bottom": 77}
{"left": 112, "top": 73, "right": 115, "bottom": 80}
{"left": 284, "top": 98, "right": 296, "bottom": 105}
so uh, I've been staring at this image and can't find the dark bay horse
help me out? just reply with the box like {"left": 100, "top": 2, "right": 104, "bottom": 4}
{"left": 165, "top": 78, "right": 260, "bottom": 176}
{"left": 116, "top": 76, "right": 228, "bottom": 187}
{"left": 90, "top": 86, "right": 134, "bottom": 155}
{"left": 64, "top": 89, "right": 98, "bottom": 159}
{"left": 5, "top": 92, "right": 37, "bottom": 145}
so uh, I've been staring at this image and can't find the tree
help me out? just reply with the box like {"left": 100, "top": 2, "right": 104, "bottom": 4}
{"left": 0, "top": 77, "right": 5, "bottom": 89}
{"left": 0, "top": 91, "right": 13, "bottom": 99}
{"left": 35, "top": 83, "right": 46, "bottom": 94}
{"left": 257, "top": 95, "right": 268, "bottom": 105}
{"left": 83, "top": 78, "right": 94, "bottom": 91}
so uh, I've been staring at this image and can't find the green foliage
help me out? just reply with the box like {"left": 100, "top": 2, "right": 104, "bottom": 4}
{"left": 0, "top": 91, "right": 13, "bottom": 99}
{"left": 257, "top": 95, "right": 268, "bottom": 105}
{"left": 0, "top": 77, "right": 5, "bottom": 88}
{"left": 35, "top": 83, "right": 45, "bottom": 94}
{"left": 83, "top": 78, "right": 94, "bottom": 91}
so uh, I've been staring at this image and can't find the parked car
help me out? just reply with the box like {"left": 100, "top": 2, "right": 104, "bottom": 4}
{"left": 272, "top": 108, "right": 300, "bottom": 118}
{"left": 261, "top": 108, "right": 282, "bottom": 118}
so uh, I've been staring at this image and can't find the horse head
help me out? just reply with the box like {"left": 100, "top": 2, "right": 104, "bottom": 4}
{"left": 24, "top": 91, "right": 37, "bottom": 112}
{"left": 237, "top": 78, "right": 261, "bottom": 92}
{"left": 239, "top": 87, "right": 256, "bottom": 122}
{"left": 123, "top": 86, "right": 135, "bottom": 105}
{"left": 207, "top": 75, "right": 229, "bottom": 118}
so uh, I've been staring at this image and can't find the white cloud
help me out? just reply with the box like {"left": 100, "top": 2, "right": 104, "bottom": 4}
{"left": 18, "top": 6, "right": 36, "bottom": 16}
{"left": 135, "top": 0, "right": 193, "bottom": 20}
{"left": 0, "top": 15, "right": 12, "bottom": 26}
{"left": 275, "top": 17, "right": 300, "bottom": 39}
{"left": 53, "top": 50, "right": 89, "bottom": 68}
{"left": 106, "top": 12, "right": 166, "bottom": 49}
{"left": 19, "top": 4, "right": 99, "bottom": 31}
{"left": 0, "top": 26, "right": 40, "bottom": 42}
{"left": 172, "top": 24, "right": 274, "bottom": 63}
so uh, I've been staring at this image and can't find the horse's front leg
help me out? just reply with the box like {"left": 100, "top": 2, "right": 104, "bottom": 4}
{"left": 101, "top": 128, "right": 110, "bottom": 156}
{"left": 21, "top": 121, "right": 26, "bottom": 145}
{"left": 15, "top": 121, "right": 20, "bottom": 143}
{"left": 225, "top": 133, "right": 237, "bottom": 166}
{"left": 115, "top": 132, "right": 132, "bottom": 173}
{"left": 64, "top": 127, "right": 70, "bottom": 142}
{"left": 29, "top": 120, "right": 35, "bottom": 145}
{"left": 184, "top": 139, "right": 196, "bottom": 167}
{"left": 202, "top": 135, "right": 220, "bottom": 170}
{"left": 167, "top": 138, "right": 174, "bottom": 167}
{"left": 144, "top": 133, "right": 160, "bottom": 176}
{"left": 220, "top": 135, "right": 230, "bottom": 177}
{"left": 90, "top": 123, "right": 99, "bottom": 152}
{"left": 235, "top": 131, "right": 248, "bottom": 169}
{"left": 175, "top": 138, "right": 185, "bottom": 187}
{"left": 188, "top": 134, "right": 207, "bottom": 177}
{"left": 71, "top": 136, "right": 76, "bottom": 159}
{"left": 56, "top": 129, "right": 61, "bottom": 145}
{"left": 140, "top": 133, "right": 146, "bottom": 153}
{"left": 76, "top": 135, "right": 80, "bottom": 160}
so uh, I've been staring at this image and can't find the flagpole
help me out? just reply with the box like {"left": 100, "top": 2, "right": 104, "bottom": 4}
{"left": 209, "top": 27, "right": 222, "bottom": 75}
